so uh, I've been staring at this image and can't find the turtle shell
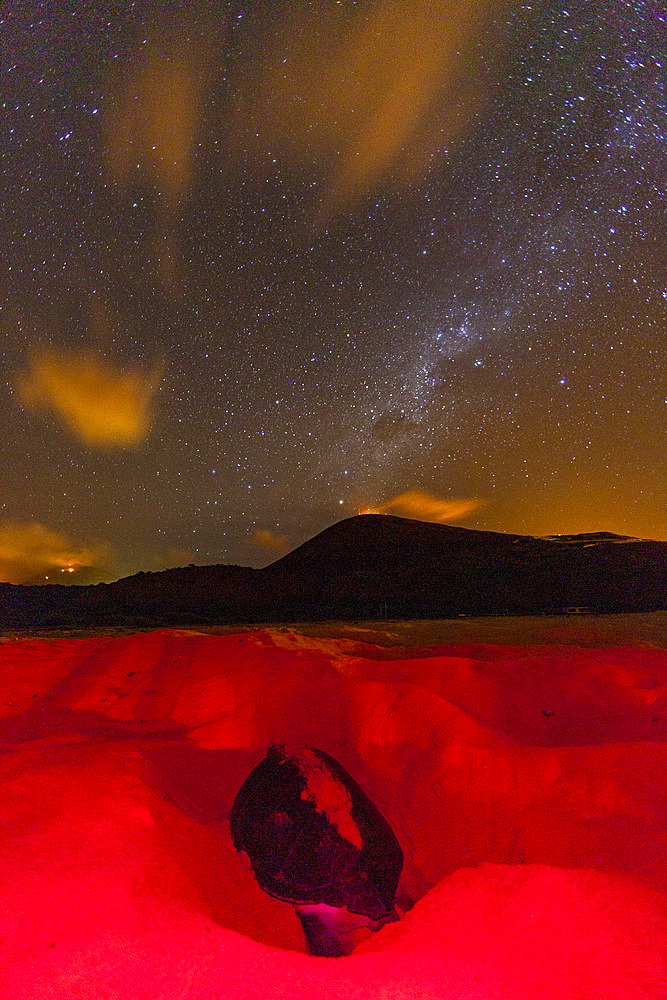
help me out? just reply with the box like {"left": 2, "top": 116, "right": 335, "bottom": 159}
{"left": 230, "top": 745, "right": 403, "bottom": 920}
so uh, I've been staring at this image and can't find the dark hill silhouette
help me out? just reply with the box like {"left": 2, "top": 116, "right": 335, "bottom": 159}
{"left": 0, "top": 515, "right": 664, "bottom": 627}
{"left": 259, "top": 515, "right": 665, "bottom": 619}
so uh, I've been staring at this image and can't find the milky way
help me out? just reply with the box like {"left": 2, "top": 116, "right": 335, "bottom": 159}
{"left": 1, "top": 1, "right": 665, "bottom": 583}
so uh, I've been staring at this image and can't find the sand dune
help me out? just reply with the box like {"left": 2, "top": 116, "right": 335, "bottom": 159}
{"left": 0, "top": 627, "right": 665, "bottom": 997}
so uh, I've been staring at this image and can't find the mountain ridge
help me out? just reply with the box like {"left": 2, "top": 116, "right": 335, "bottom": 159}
{"left": 0, "top": 515, "right": 664, "bottom": 627}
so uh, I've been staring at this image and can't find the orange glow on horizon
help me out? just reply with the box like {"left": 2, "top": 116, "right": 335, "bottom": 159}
{"left": 0, "top": 521, "right": 111, "bottom": 585}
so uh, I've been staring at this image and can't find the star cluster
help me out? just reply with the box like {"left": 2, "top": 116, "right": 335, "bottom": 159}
{"left": 1, "top": 1, "right": 664, "bottom": 583}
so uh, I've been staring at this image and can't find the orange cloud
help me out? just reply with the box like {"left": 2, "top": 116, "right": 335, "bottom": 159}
{"left": 229, "top": 0, "right": 500, "bottom": 213}
{"left": 0, "top": 522, "right": 111, "bottom": 585}
{"left": 102, "top": 23, "right": 215, "bottom": 288}
{"left": 18, "top": 347, "right": 162, "bottom": 447}
{"left": 370, "top": 489, "right": 481, "bottom": 523}
{"left": 103, "top": 32, "right": 211, "bottom": 210}
{"left": 249, "top": 529, "right": 289, "bottom": 557}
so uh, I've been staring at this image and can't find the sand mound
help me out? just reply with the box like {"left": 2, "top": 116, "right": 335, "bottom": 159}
{"left": 0, "top": 629, "right": 665, "bottom": 997}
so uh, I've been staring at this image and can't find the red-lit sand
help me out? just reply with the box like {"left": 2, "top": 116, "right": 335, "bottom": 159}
{"left": 0, "top": 627, "right": 665, "bottom": 997}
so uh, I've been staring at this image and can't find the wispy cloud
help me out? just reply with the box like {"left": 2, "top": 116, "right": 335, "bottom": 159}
{"left": 249, "top": 528, "right": 289, "bottom": 557}
{"left": 103, "top": 28, "right": 212, "bottom": 211}
{"left": 366, "top": 488, "right": 481, "bottom": 523}
{"left": 151, "top": 547, "right": 197, "bottom": 571}
{"left": 228, "top": 0, "right": 500, "bottom": 215}
{"left": 102, "top": 22, "right": 215, "bottom": 285}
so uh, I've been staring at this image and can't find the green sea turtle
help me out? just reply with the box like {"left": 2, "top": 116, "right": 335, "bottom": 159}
{"left": 230, "top": 744, "right": 403, "bottom": 956}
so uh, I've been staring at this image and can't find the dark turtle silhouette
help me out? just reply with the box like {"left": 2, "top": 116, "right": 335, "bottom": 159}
{"left": 230, "top": 745, "right": 403, "bottom": 955}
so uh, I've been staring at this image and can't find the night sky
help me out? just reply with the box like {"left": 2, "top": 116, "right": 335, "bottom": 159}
{"left": 1, "top": 1, "right": 665, "bottom": 585}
